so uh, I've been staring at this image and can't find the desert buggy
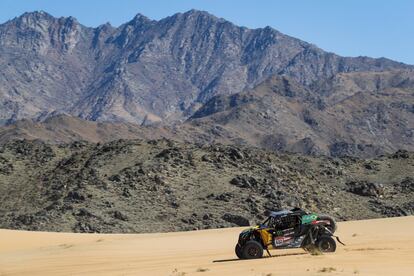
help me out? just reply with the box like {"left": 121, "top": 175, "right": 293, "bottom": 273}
{"left": 235, "top": 208, "right": 344, "bottom": 259}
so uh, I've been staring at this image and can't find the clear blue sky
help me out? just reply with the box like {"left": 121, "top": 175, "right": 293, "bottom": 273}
{"left": 1, "top": 0, "right": 413, "bottom": 64}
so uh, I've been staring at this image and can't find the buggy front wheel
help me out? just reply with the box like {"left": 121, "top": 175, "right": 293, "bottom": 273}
{"left": 317, "top": 236, "right": 336, "bottom": 253}
{"left": 242, "top": 240, "right": 264, "bottom": 259}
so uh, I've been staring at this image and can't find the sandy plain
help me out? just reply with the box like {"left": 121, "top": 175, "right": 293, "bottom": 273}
{"left": 0, "top": 216, "right": 413, "bottom": 276}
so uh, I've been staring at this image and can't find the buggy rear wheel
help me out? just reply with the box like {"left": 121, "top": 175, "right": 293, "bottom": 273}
{"left": 317, "top": 236, "right": 336, "bottom": 253}
{"left": 235, "top": 244, "right": 243, "bottom": 259}
{"left": 318, "top": 215, "right": 337, "bottom": 233}
{"left": 242, "top": 240, "right": 264, "bottom": 259}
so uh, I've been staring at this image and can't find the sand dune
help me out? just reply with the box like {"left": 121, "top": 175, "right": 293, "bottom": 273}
{"left": 0, "top": 216, "right": 413, "bottom": 276}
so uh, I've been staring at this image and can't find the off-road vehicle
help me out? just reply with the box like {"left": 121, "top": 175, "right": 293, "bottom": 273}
{"left": 235, "top": 208, "right": 343, "bottom": 259}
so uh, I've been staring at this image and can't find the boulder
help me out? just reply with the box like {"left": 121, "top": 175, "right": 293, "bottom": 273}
{"left": 222, "top": 213, "right": 250, "bottom": 226}
{"left": 113, "top": 211, "right": 128, "bottom": 221}
{"left": 65, "top": 191, "right": 86, "bottom": 202}
{"left": 398, "top": 177, "right": 414, "bottom": 193}
{"left": 214, "top": 192, "right": 234, "bottom": 202}
{"left": 347, "top": 181, "right": 384, "bottom": 197}
{"left": 230, "top": 175, "right": 258, "bottom": 188}
{"left": 392, "top": 150, "right": 409, "bottom": 159}
{"left": 227, "top": 147, "right": 244, "bottom": 161}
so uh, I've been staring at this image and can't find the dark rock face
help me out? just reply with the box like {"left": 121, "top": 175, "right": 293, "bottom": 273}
{"left": 230, "top": 175, "right": 259, "bottom": 188}
{"left": 330, "top": 143, "right": 388, "bottom": 158}
{"left": 65, "top": 191, "right": 86, "bottom": 202}
{"left": 0, "top": 156, "right": 13, "bottom": 175}
{"left": 392, "top": 150, "right": 410, "bottom": 159}
{"left": 0, "top": 10, "right": 411, "bottom": 125}
{"left": 398, "top": 177, "right": 414, "bottom": 193}
{"left": 222, "top": 213, "right": 250, "bottom": 226}
{"left": 346, "top": 181, "right": 385, "bottom": 197}
{"left": 113, "top": 211, "right": 128, "bottom": 221}
{"left": 370, "top": 201, "right": 414, "bottom": 217}
{"left": 188, "top": 73, "right": 414, "bottom": 157}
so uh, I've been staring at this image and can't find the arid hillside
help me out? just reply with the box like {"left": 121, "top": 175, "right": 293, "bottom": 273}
{"left": 0, "top": 139, "right": 412, "bottom": 233}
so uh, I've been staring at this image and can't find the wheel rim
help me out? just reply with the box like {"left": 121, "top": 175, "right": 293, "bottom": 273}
{"left": 320, "top": 240, "right": 331, "bottom": 251}
{"left": 248, "top": 246, "right": 259, "bottom": 256}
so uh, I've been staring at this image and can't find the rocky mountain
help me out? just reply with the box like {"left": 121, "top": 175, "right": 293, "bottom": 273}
{"left": 0, "top": 114, "right": 177, "bottom": 144}
{"left": 0, "top": 139, "right": 412, "bottom": 233}
{"left": 1, "top": 70, "right": 413, "bottom": 158}
{"left": 188, "top": 71, "right": 414, "bottom": 157}
{"left": 1, "top": 10, "right": 413, "bottom": 235}
{"left": 0, "top": 10, "right": 411, "bottom": 125}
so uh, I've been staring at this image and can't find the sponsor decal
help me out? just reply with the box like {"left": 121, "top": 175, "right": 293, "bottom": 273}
{"left": 274, "top": 236, "right": 293, "bottom": 245}
{"left": 301, "top": 214, "right": 318, "bottom": 224}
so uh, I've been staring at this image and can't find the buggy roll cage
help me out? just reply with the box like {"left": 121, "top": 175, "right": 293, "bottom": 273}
{"left": 260, "top": 208, "right": 307, "bottom": 228}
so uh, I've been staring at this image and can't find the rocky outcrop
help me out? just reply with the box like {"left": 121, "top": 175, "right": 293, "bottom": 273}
{"left": 346, "top": 181, "right": 385, "bottom": 197}
{"left": 222, "top": 213, "right": 250, "bottom": 226}
{"left": 0, "top": 139, "right": 412, "bottom": 233}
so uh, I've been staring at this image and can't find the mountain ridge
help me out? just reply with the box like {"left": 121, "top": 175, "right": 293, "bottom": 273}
{"left": 188, "top": 70, "right": 414, "bottom": 156}
{"left": 0, "top": 9, "right": 411, "bottom": 125}
{"left": 1, "top": 68, "right": 412, "bottom": 158}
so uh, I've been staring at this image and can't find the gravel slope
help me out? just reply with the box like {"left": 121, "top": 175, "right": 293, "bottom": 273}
{"left": 0, "top": 139, "right": 412, "bottom": 233}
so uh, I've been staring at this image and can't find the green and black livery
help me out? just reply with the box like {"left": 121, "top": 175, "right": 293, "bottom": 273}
{"left": 235, "top": 208, "right": 343, "bottom": 259}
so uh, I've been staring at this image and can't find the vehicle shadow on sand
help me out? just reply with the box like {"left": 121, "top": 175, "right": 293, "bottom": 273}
{"left": 213, "top": 252, "right": 308, "bottom": 263}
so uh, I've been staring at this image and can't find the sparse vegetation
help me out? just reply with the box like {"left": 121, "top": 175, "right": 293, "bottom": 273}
{"left": 0, "top": 139, "right": 412, "bottom": 233}
{"left": 318, "top": 267, "right": 337, "bottom": 273}
{"left": 58, "top": 243, "right": 74, "bottom": 249}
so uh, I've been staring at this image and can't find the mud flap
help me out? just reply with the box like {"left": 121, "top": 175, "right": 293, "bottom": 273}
{"left": 322, "top": 225, "right": 345, "bottom": 246}
{"left": 266, "top": 248, "right": 272, "bottom": 257}
{"left": 334, "top": 236, "right": 345, "bottom": 246}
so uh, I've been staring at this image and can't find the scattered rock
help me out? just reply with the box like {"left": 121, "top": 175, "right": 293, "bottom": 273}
{"left": 214, "top": 192, "right": 234, "bottom": 202}
{"left": 156, "top": 148, "right": 184, "bottom": 161}
{"left": 113, "top": 211, "right": 128, "bottom": 221}
{"left": 0, "top": 156, "right": 13, "bottom": 175}
{"left": 109, "top": 174, "right": 122, "bottom": 182}
{"left": 346, "top": 181, "right": 384, "bottom": 197}
{"left": 0, "top": 139, "right": 412, "bottom": 233}
{"left": 65, "top": 191, "right": 86, "bottom": 202}
{"left": 75, "top": 222, "right": 100, "bottom": 233}
{"left": 16, "top": 214, "right": 34, "bottom": 225}
{"left": 398, "top": 177, "right": 414, "bottom": 192}
{"left": 201, "top": 155, "right": 210, "bottom": 162}
{"left": 302, "top": 109, "right": 318, "bottom": 127}
{"left": 202, "top": 214, "right": 212, "bottom": 220}
{"left": 75, "top": 208, "right": 94, "bottom": 217}
{"left": 222, "top": 213, "right": 250, "bottom": 226}
{"left": 227, "top": 148, "right": 244, "bottom": 161}
{"left": 363, "top": 161, "right": 379, "bottom": 171}
{"left": 392, "top": 150, "right": 409, "bottom": 159}
{"left": 370, "top": 201, "right": 411, "bottom": 217}
{"left": 230, "top": 175, "right": 258, "bottom": 188}
{"left": 122, "top": 188, "right": 131, "bottom": 197}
